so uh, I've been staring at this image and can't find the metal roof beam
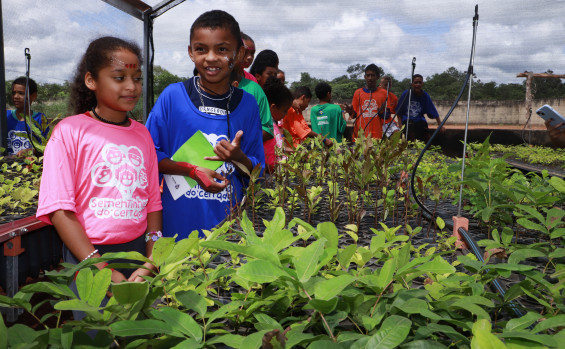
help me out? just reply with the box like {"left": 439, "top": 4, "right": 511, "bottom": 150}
{"left": 150, "top": 0, "right": 186, "bottom": 18}
{"left": 100, "top": 0, "right": 151, "bottom": 21}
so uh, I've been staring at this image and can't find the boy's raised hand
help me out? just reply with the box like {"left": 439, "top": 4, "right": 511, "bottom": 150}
{"left": 205, "top": 130, "right": 253, "bottom": 175}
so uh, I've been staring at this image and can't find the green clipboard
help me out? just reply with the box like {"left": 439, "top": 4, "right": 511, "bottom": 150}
{"left": 172, "top": 130, "right": 224, "bottom": 187}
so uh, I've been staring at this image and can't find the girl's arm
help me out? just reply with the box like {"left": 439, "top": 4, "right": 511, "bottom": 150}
{"left": 128, "top": 210, "right": 162, "bottom": 282}
{"left": 50, "top": 210, "right": 127, "bottom": 283}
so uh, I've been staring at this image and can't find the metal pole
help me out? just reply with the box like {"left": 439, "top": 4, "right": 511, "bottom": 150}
{"left": 457, "top": 5, "right": 479, "bottom": 217}
{"left": 142, "top": 10, "right": 153, "bottom": 123}
{"left": 0, "top": 0, "right": 8, "bottom": 153}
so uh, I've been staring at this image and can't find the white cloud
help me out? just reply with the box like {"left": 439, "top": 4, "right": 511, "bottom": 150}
{"left": 3, "top": 0, "right": 564, "bottom": 88}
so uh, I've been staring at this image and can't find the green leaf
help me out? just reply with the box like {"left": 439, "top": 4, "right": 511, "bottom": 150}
{"left": 254, "top": 313, "right": 283, "bottom": 331}
{"left": 314, "top": 274, "right": 355, "bottom": 301}
{"left": 206, "top": 334, "right": 245, "bottom": 348}
{"left": 109, "top": 319, "right": 179, "bottom": 337}
{"left": 377, "top": 258, "right": 396, "bottom": 288}
{"left": 165, "top": 233, "right": 199, "bottom": 264}
{"left": 111, "top": 281, "right": 149, "bottom": 304}
{"left": 7, "top": 324, "right": 41, "bottom": 347}
{"left": 338, "top": 244, "right": 357, "bottom": 270}
{"left": 262, "top": 207, "right": 286, "bottom": 243}
{"left": 471, "top": 319, "right": 505, "bottom": 349}
{"left": 76, "top": 268, "right": 93, "bottom": 302}
{"left": 516, "top": 218, "right": 547, "bottom": 234}
{"left": 54, "top": 298, "right": 96, "bottom": 312}
{"left": 201, "top": 240, "right": 281, "bottom": 266}
{"left": 240, "top": 330, "right": 270, "bottom": 349}
{"left": 401, "top": 340, "right": 448, "bottom": 349}
{"left": 237, "top": 260, "right": 287, "bottom": 283}
{"left": 531, "top": 314, "right": 565, "bottom": 333}
{"left": 436, "top": 217, "right": 445, "bottom": 230}
{"left": 267, "top": 229, "right": 296, "bottom": 252}
{"left": 481, "top": 207, "right": 495, "bottom": 222}
{"left": 0, "top": 315, "right": 7, "bottom": 349}
{"left": 317, "top": 222, "right": 339, "bottom": 251}
{"left": 176, "top": 290, "right": 207, "bottom": 318}
{"left": 366, "top": 315, "right": 411, "bottom": 348}
{"left": 61, "top": 325, "right": 73, "bottom": 349}
{"left": 508, "top": 249, "right": 546, "bottom": 264}
{"left": 307, "top": 297, "right": 339, "bottom": 314}
{"left": 152, "top": 237, "right": 176, "bottom": 267}
{"left": 394, "top": 298, "right": 428, "bottom": 314}
{"left": 88, "top": 268, "right": 111, "bottom": 307}
{"left": 505, "top": 312, "right": 542, "bottom": 331}
{"left": 151, "top": 307, "right": 202, "bottom": 341}
{"left": 309, "top": 340, "right": 342, "bottom": 349}
{"left": 292, "top": 239, "right": 326, "bottom": 283}
{"left": 417, "top": 256, "right": 455, "bottom": 275}
{"left": 550, "top": 227, "right": 565, "bottom": 239}
{"left": 19, "top": 282, "right": 75, "bottom": 298}
{"left": 500, "top": 332, "right": 557, "bottom": 347}
{"left": 488, "top": 264, "right": 535, "bottom": 272}
{"left": 337, "top": 332, "right": 367, "bottom": 343}
{"left": 207, "top": 301, "right": 244, "bottom": 324}
{"left": 549, "top": 176, "right": 565, "bottom": 193}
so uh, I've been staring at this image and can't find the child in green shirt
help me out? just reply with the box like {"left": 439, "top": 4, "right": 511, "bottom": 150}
{"left": 310, "top": 82, "right": 347, "bottom": 142}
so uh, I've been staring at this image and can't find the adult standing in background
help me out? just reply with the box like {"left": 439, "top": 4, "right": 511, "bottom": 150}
{"left": 396, "top": 74, "right": 444, "bottom": 142}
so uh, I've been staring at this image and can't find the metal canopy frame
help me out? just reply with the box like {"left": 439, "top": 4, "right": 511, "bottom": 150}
{"left": 0, "top": 0, "right": 187, "bottom": 151}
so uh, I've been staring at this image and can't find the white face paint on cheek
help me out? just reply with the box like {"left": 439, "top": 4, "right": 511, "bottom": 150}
{"left": 222, "top": 55, "right": 234, "bottom": 69}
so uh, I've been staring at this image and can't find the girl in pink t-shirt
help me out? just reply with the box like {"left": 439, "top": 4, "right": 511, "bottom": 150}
{"left": 262, "top": 76, "right": 293, "bottom": 172}
{"left": 37, "top": 37, "right": 162, "bottom": 285}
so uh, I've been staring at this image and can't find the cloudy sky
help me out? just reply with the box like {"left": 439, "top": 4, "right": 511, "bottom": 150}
{"left": 3, "top": 0, "right": 565, "bottom": 86}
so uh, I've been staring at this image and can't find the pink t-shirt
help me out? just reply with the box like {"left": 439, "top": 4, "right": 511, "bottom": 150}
{"left": 36, "top": 114, "right": 162, "bottom": 245}
{"left": 244, "top": 70, "right": 258, "bottom": 83}
{"left": 264, "top": 122, "right": 286, "bottom": 169}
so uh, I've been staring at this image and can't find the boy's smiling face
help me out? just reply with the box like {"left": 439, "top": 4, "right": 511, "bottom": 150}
{"left": 189, "top": 27, "right": 242, "bottom": 94}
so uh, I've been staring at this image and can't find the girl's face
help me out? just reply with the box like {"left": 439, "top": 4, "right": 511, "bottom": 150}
{"left": 86, "top": 49, "right": 142, "bottom": 115}
{"left": 189, "top": 27, "right": 243, "bottom": 94}
{"left": 242, "top": 39, "right": 255, "bottom": 69}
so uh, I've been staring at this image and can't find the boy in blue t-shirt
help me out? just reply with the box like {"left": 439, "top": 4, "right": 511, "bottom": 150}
{"left": 310, "top": 82, "right": 347, "bottom": 143}
{"left": 146, "top": 10, "right": 265, "bottom": 239}
{"left": 396, "top": 74, "right": 444, "bottom": 142}
{"left": 6, "top": 77, "right": 49, "bottom": 156}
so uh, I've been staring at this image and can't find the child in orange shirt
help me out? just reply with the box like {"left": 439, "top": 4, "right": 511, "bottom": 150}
{"left": 281, "top": 86, "right": 332, "bottom": 148}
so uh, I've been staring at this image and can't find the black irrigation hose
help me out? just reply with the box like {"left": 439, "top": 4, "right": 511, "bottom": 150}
{"left": 408, "top": 4, "right": 532, "bottom": 325}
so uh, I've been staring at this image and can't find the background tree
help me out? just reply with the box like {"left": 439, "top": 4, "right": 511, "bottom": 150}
{"left": 153, "top": 65, "right": 185, "bottom": 97}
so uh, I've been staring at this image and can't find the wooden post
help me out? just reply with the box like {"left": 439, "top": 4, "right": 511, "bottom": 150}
{"left": 524, "top": 72, "right": 533, "bottom": 129}
{"left": 516, "top": 72, "right": 565, "bottom": 134}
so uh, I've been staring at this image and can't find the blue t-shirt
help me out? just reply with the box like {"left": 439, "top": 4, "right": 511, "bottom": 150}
{"left": 6, "top": 110, "right": 49, "bottom": 155}
{"left": 396, "top": 91, "right": 439, "bottom": 124}
{"left": 146, "top": 79, "right": 265, "bottom": 239}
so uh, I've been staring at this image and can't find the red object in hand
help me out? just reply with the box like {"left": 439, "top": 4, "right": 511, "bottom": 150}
{"left": 177, "top": 162, "right": 214, "bottom": 188}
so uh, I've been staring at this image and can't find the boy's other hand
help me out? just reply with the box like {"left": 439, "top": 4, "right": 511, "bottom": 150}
{"left": 206, "top": 130, "right": 245, "bottom": 163}
{"left": 205, "top": 130, "right": 253, "bottom": 175}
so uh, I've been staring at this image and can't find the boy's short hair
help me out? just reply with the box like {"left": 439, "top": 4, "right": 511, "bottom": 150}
{"left": 315, "top": 82, "right": 332, "bottom": 100}
{"left": 190, "top": 10, "right": 242, "bottom": 49}
{"left": 249, "top": 49, "right": 279, "bottom": 76}
{"left": 413, "top": 74, "right": 423, "bottom": 81}
{"left": 292, "top": 86, "right": 312, "bottom": 100}
{"left": 263, "top": 76, "right": 293, "bottom": 107}
{"left": 12, "top": 76, "right": 38, "bottom": 95}
{"left": 365, "top": 63, "right": 380, "bottom": 77}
